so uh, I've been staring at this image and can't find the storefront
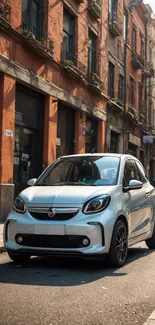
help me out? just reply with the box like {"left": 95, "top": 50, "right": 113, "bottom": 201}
{"left": 14, "top": 84, "right": 44, "bottom": 196}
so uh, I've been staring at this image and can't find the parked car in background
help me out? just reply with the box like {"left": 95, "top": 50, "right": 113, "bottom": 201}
{"left": 4, "top": 154, "right": 155, "bottom": 267}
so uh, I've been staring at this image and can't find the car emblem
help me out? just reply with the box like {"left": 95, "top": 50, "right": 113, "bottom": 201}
{"left": 48, "top": 208, "right": 56, "bottom": 218}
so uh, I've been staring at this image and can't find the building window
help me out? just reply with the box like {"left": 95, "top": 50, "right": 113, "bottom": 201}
{"left": 148, "top": 100, "right": 153, "bottom": 125}
{"left": 110, "top": 131, "right": 119, "bottom": 153}
{"left": 132, "top": 24, "right": 137, "bottom": 52}
{"left": 109, "top": 0, "right": 118, "bottom": 21}
{"left": 108, "top": 61, "right": 115, "bottom": 98}
{"left": 127, "top": 143, "right": 137, "bottom": 157}
{"left": 22, "top": 0, "right": 43, "bottom": 39}
{"left": 124, "top": 13, "right": 127, "bottom": 42}
{"left": 63, "top": 10, "right": 75, "bottom": 62}
{"left": 129, "top": 76, "right": 135, "bottom": 107}
{"left": 118, "top": 74, "right": 124, "bottom": 103}
{"left": 85, "top": 117, "right": 98, "bottom": 153}
{"left": 140, "top": 34, "right": 145, "bottom": 58}
{"left": 88, "top": 30, "right": 96, "bottom": 73}
{"left": 109, "top": 0, "right": 118, "bottom": 15}
{"left": 138, "top": 81, "right": 143, "bottom": 112}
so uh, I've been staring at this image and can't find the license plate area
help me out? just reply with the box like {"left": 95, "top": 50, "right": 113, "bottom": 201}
{"left": 34, "top": 224, "right": 65, "bottom": 235}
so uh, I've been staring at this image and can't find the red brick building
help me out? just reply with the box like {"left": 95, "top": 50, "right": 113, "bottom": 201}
{"left": 106, "top": 0, "right": 150, "bottom": 168}
{"left": 0, "top": 0, "right": 154, "bottom": 220}
{"left": 0, "top": 0, "right": 108, "bottom": 220}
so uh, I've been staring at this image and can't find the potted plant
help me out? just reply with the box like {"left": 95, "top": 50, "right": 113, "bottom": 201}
{"left": 92, "top": 0, "right": 101, "bottom": 15}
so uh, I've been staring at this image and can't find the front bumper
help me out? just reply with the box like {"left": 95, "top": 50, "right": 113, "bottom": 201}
{"left": 4, "top": 208, "right": 115, "bottom": 256}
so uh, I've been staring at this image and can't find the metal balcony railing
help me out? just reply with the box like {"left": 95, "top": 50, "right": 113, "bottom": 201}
{"left": 0, "top": 0, "right": 11, "bottom": 23}
{"left": 62, "top": 51, "right": 87, "bottom": 79}
{"left": 87, "top": 72, "right": 104, "bottom": 92}
{"left": 88, "top": 0, "right": 101, "bottom": 19}
{"left": 132, "top": 51, "right": 144, "bottom": 70}
{"left": 118, "top": 86, "right": 124, "bottom": 104}
{"left": 21, "top": 24, "right": 54, "bottom": 56}
{"left": 108, "top": 6, "right": 121, "bottom": 36}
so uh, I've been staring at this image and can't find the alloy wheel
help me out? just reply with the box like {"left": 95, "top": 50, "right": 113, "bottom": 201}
{"left": 116, "top": 224, "right": 128, "bottom": 264}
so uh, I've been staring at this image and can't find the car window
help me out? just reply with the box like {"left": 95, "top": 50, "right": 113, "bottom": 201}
{"left": 135, "top": 161, "right": 148, "bottom": 184}
{"left": 123, "top": 159, "right": 141, "bottom": 187}
{"left": 36, "top": 156, "right": 120, "bottom": 186}
{"left": 44, "top": 161, "right": 73, "bottom": 184}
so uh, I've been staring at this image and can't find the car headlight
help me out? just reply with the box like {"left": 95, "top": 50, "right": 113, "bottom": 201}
{"left": 13, "top": 196, "right": 26, "bottom": 214}
{"left": 83, "top": 195, "right": 111, "bottom": 214}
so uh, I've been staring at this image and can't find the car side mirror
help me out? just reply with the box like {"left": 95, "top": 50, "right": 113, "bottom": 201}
{"left": 124, "top": 179, "right": 143, "bottom": 192}
{"left": 27, "top": 178, "right": 37, "bottom": 186}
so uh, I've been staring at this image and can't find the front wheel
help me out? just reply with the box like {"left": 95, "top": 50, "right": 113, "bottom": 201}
{"left": 146, "top": 224, "right": 155, "bottom": 249}
{"left": 108, "top": 220, "right": 128, "bottom": 267}
{"left": 8, "top": 251, "right": 31, "bottom": 263}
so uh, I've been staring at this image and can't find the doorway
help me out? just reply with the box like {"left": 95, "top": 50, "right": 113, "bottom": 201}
{"left": 14, "top": 126, "right": 40, "bottom": 196}
{"left": 56, "top": 102, "right": 75, "bottom": 158}
{"left": 14, "top": 84, "right": 44, "bottom": 196}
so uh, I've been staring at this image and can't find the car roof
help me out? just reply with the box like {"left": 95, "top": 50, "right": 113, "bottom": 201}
{"left": 60, "top": 153, "right": 138, "bottom": 160}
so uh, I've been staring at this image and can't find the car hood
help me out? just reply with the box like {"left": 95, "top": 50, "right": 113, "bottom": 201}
{"left": 20, "top": 185, "right": 116, "bottom": 205}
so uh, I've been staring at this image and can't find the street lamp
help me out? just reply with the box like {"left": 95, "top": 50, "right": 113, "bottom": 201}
{"left": 122, "top": 0, "right": 143, "bottom": 153}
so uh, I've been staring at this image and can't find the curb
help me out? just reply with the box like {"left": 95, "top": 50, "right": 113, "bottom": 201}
{"left": 144, "top": 310, "right": 155, "bottom": 324}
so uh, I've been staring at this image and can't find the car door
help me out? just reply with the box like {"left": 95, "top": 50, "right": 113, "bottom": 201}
{"left": 123, "top": 159, "right": 150, "bottom": 241}
{"left": 135, "top": 160, "right": 153, "bottom": 236}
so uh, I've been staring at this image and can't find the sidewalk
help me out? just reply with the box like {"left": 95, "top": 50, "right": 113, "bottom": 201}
{"left": 144, "top": 310, "right": 155, "bottom": 324}
{"left": 0, "top": 223, "right": 5, "bottom": 253}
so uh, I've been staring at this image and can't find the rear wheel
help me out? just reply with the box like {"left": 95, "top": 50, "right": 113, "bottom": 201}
{"left": 109, "top": 220, "right": 128, "bottom": 267}
{"left": 8, "top": 252, "right": 31, "bottom": 263}
{"left": 146, "top": 224, "right": 155, "bottom": 249}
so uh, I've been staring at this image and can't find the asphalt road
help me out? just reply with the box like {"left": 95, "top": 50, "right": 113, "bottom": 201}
{"left": 0, "top": 243, "right": 155, "bottom": 325}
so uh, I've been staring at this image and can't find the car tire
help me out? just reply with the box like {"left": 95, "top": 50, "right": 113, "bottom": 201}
{"left": 8, "top": 252, "right": 31, "bottom": 263}
{"left": 108, "top": 220, "right": 128, "bottom": 267}
{"left": 146, "top": 224, "right": 155, "bottom": 249}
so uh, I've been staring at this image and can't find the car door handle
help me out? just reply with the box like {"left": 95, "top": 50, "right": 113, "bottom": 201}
{"left": 146, "top": 192, "right": 151, "bottom": 197}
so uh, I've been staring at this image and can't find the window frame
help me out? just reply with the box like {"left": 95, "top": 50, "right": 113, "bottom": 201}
{"left": 118, "top": 74, "right": 124, "bottom": 103}
{"left": 63, "top": 9, "right": 76, "bottom": 61}
{"left": 22, "top": 0, "right": 43, "bottom": 39}
{"left": 135, "top": 161, "right": 148, "bottom": 184}
{"left": 129, "top": 76, "right": 135, "bottom": 107}
{"left": 138, "top": 81, "right": 143, "bottom": 112}
{"left": 132, "top": 24, "right": 137, "bottom": 52}
{"left": 123, "top": 159, "right": 141, "bottom": 187}
{"left": 108, "top": 61, "right": 115, "bottom": 98}
{"left": 88, "top": 29, "right": 97, "bottom": 74}
{"left": 140, "top": 33, "right": 145, "bottom": 58}
{"left": 110, "top": 130, "right": 119, "bottom": 153}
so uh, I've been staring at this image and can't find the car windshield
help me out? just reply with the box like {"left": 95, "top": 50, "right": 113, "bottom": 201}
{"left": 36, "top": 156, "right": 120, "bottom": 187}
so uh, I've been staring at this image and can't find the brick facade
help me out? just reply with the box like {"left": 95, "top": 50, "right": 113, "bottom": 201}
{"left": 106, "top": 0, "right": 151, "bottom": 166}
{"left": 0, "top": 0, "right": 154, "bottom": 220}
{"left": 0, "top": 0, "right": 108, "bottom": 220}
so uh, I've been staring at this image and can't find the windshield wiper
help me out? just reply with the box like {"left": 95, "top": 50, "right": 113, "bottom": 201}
{"left": 51, "top": 182, "right": 97, "bottom": 186}
{"left": 35, "top": 183, "right": 52, "bottom": 186}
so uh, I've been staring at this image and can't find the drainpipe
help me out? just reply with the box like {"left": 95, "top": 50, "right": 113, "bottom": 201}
{"left": 144, "top": 23, "right": 148, "bottom": 172}
{"left": 123, "top": 9, "right": 128, "bottom": 154}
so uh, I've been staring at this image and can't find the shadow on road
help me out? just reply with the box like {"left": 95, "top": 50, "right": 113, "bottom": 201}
{"left": 0, "top": 245, "right": 153, "bottom": 287}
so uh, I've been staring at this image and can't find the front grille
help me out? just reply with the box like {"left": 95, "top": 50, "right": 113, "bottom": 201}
{"left": 30, "top": 212, "right": 77, "bottom": 221}
{"left": 15, "top": 234, "right": 90, "bottom": 248}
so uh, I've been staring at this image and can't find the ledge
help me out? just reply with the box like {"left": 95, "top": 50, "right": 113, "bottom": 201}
{"left": 0, "top": 54, "right": 107, "bottom": 121}
{"left": 0, "top": 18, "right": 54, "bottom": 61}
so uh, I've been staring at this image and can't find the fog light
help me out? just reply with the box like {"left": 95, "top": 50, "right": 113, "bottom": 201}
{"left": 82, "top": 238, "right": 89, "bottom": 246}
{"left": 16, "top": 235, "right": 23, "bottom": 244}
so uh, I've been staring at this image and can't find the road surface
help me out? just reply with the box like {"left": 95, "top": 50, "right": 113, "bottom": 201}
{"left": 0, "top": 243, "right": 155, "bottom": 325}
